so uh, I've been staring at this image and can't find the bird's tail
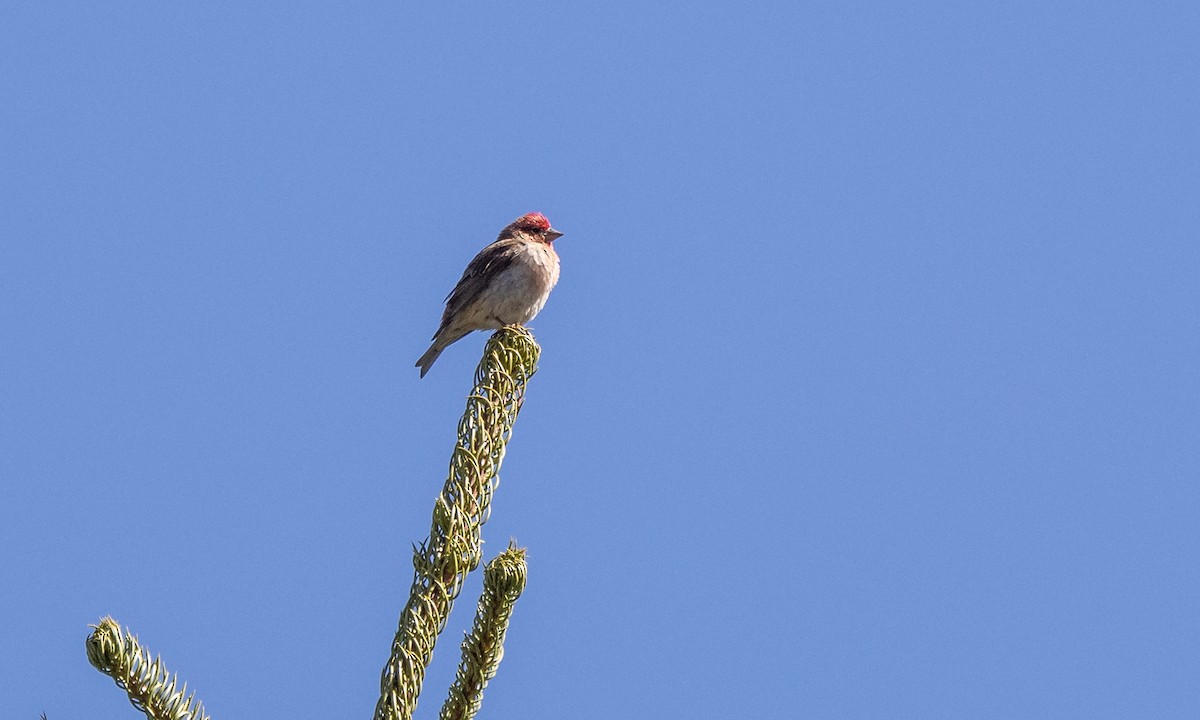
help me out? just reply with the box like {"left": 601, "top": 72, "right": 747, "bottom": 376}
{"left": 415, "top": 342, "right": 446, "bottom": 378}
{"left": 416, "top": 325, "right": 474, "bottom": 378}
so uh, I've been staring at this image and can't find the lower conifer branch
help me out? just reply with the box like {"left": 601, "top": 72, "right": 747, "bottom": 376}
{"left": 439, "top": 544, "right": 528, "bottom": 720}
{"left": 86, "top": 616, "right": 210, "bottom": 720}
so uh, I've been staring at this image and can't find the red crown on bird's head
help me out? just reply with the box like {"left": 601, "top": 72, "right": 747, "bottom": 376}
{"left": 513, "top": 212, "right": 552, "bottom": 231}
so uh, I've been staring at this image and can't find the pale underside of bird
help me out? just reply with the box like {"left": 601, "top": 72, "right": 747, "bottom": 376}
{"left": 416, "top": 212, "right": 563, "bottom": 377}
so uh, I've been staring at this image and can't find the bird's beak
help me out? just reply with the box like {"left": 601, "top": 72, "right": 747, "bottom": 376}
{"left": 546, "top": 228, "right": 564, "bottom": 241}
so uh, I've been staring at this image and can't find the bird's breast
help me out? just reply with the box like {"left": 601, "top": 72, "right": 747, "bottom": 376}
{"left": 483, "top": 242, "right": 559, "bottom": 324}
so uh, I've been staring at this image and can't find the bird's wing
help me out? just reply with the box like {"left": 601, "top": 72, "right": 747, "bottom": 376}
{"left": 436, "top": 239, "right": 521, "bottom": 334}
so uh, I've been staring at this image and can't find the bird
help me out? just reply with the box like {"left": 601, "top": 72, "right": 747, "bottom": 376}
{"left": 416, "top": 212, "right": 564, "bottom": 377}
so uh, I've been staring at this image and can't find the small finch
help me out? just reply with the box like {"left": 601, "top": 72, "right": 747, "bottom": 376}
{"left": 416, "top": 212, "right": 564, "bottom": 377}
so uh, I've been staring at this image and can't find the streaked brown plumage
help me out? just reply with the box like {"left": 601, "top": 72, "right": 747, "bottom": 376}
{"left": 416, "top": 212, "right": 564, "bottom": 377}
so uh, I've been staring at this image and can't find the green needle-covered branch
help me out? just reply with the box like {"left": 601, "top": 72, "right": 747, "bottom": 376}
{"left": 84, "top": 328, "right": 539, "bottom": 720}
{"left": 440, "top": 544, "right": 528, "bottom": 720}
{"left": 373, "top": 326, "right": 540, "bottom": 720}
{"left": 85, "top": 616, "right": 210, "bottom": 720}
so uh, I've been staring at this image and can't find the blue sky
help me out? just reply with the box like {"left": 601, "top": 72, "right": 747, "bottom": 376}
{"left": 2, "top": 2, "right": 1198, "bottom": 718}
